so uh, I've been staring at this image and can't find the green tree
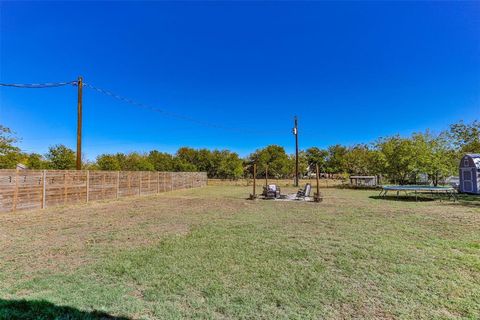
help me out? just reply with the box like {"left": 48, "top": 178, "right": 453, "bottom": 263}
{"left": 376, "top": 136, "right": 416, "bottom": 184}
{"left": 448, "top": 120, "right": 480, "bottom": 154}
{"left": 173, "top": 158, "right": 197, "bottom": 172}
{"left": 366, "top": 149, "right": 386, "bottom": 176}
{"left": 176, "top": 147, "right": 199, "bottom": 165}
{"left": 175, "top": 147, "right": 203, "bottom": 172}
{"left": 213, "top": 150, "right": 244, "bottom": 179}
{"left": 113, "top": 153, "right": 128, "bottom": 170}
{"left": 175, "top": 147, "right": 214, "bottom": 173}
{"left": 412, "top": 132, "right": 457, "bottom": 186}
{"left": 123, "top": 153, "right": 154, "bottom": 171}
{"left": 83, "top": 160, "right": 100, "bottom": 170}
{"left": 0, "top": 125, "right": 23, "bottom": 169}
{"left": 45, "top": 145, "right": 76, "bottom": 169}
{"left": 0, "top": 151, "right": 25, "bottom": 169}
{"left": 195, "top": 149, "right": 214, "bottom": 173}
{"left": 0, "top": 125, "right": 19, "bottom": 155}
{"left": 289, "top": 151, "right": 308, "bottom": 178}
{"left": 97, "top": 154, "right": 121, "bottom": 171}
{"left": 248, "top": 145, "right": 291, "bottom": 178}
{"left": 305, "top": 147, "right": 328, "bottom": 170}
{"left": 344, "top": 144, "right": 376, "bottom": 175}
{"left": 148, "top": 150, "right": 175, "bottom": 171}
{"left": 25, "top": 153, "right": 47, "bottom": 169}
{"left": 326, "top": 145, "right": 348, "bottom": 174}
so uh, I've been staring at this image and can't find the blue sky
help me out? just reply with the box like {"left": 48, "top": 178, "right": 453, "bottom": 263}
{"left": 1, "top": 1, "right": 479, "bottom": 160}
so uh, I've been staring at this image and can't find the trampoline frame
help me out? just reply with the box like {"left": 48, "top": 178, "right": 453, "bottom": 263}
{"left": 379, "top": 185, "right": 458, "bottom": 202}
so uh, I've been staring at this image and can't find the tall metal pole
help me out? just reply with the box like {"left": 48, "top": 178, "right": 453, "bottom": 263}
{"left": 76, "top": 76, "right": 83, "bottom": 170}
{"left": 293, "top": 116, "right": 299, "bottom": 187}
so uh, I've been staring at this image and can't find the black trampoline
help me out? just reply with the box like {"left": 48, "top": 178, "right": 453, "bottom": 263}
{"left": 378, "top": 185, "right": 458, "bottom": 201}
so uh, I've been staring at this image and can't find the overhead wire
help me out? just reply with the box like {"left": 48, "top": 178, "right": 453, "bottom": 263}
{"left": 0, "top": 79, "right": 291, "bottom": 135}
{"left": 82, "top": 82, "right": 288, "bottom": 135}
{"left": 0, "top": 81, "right": 76, "bottom": 88}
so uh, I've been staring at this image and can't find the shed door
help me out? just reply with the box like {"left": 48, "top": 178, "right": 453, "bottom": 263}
{"left": 462, "top": 169, "right": 473, "bottom": 192}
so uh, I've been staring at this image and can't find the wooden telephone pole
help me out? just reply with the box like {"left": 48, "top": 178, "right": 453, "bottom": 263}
{"left": 314, "top": 163, "right": 322, "bottom": 202}
{"left": 253, "top": 163, "right": 257, "bottom": 197}
{"left": 76, "top": 76, "right": 83, "bottom": 170}
{"left": 249, "top": 163, "right": 257, "bottom": 200}
{"left": 293, "top": 116, "right": 299, "bottom": 187}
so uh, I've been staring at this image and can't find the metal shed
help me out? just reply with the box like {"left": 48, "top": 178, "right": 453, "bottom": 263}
{"left": 349, "top": 175, "right": 377, "bottom": 187}
{"left": 459, "top": 154, "right": 480, "bottom": 194}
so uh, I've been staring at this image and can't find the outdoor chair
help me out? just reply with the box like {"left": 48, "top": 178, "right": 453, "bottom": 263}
{"left": 296, "top": 183, "right": 312, "bottom": 199}
{"left": 263, "top": 184, "right": 281, "bottom": 199}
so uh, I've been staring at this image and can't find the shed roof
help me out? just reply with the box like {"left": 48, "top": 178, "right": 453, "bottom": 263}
{"left": 465, "top": 154, "right": 480, "bottom": 169}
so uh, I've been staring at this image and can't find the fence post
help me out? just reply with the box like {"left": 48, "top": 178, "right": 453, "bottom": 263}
{"left": 86, "top": 170, "right": 90, "bottom": 203}
{"left": 116, "top": 171, "right": 120, "bottom": 199}
{"left": 171, "top": 173, "right": 174, "bottom": 191}
{"left": 139, "top": 172, "right": 142, "bottom": 196}
{"left": 12, "top": 170, "right": 19, "bottom": 212}
{"left": 127, "top": 172, "right": 131, "bottom": 194}
{"left": 163, "top": 172, "right": 166, "bottom": 192}
{"left": 42, "top": 170, "right": 47, "bottom": 209}
{"left": 159, "top": 172, "right": 163, "bottom": 192}
{"left": 63, "top": 173, "right": 67, "bottom": 205}
{"left": 102, "top": 172, "right": 106, "bottom": 199}
{"left": 148, "top": 172, "right": 151, "bottom": 193}
{"left": 157, "top": 172, "right": 160, "bottom": 193}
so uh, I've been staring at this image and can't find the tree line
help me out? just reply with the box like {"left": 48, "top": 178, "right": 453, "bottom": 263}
{"left": 0, "top": 120, "right": 478, "bottom": 184}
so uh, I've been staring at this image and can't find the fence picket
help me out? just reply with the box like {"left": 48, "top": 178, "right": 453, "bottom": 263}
{"left": 86, "top": 170, "right": 90, "bottom": 203}
{"left": 42, "top": 170, "right": 47, "bottom": 209}
{"left": 116, "top": 171, "right": 120, "bottom": 199}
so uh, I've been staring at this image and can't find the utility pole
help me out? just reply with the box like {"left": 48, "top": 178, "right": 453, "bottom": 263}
{"left": 314, "top": 163, "right": 322, "bottom": 202}
{"left": 76, "top": 76, "right": 83, "bottom": 170}
{"left": 249, "top": 163, "right": 257, "bottom": 200}
{"left": 253, "top": 163, "right": 257, "bottom": 197}
{"left": 293, "top": 115, "right": 299, "bottom": 187}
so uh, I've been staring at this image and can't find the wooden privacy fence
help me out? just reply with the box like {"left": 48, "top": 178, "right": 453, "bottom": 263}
{"left": 0, "top": 170, "right": 207, "bottom": 213}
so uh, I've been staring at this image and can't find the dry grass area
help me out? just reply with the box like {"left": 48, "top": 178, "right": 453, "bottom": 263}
{"left": 0, "top": 191, "right": 242, "bottom": 275}
{"left": 0, "top": 186, "right": 479, "bottom": 319}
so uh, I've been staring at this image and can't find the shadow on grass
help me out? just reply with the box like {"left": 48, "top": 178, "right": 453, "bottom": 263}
{"left": 0, "top": 299, "right": 129, "bottom": 320}
{"left": 370, "top": 193, "right": 480, "bottom": 207}
{"left": 456, "top": 194, "right": 480, "bottom": 202}
{"left": 451, "top": 194, "right": 480, "bottom": 208}
{"left": 369, "top": 195, "right": 435, "bottom": 202}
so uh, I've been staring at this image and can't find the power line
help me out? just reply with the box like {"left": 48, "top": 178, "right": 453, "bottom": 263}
{"left": 0, "top": 81, "right": 76, "bottom": 88}
{"left": 0, "top": 79, "right": 290, "bottom": 135}
{"left": 83, "top": 82, "right": 287, "bottom": 135}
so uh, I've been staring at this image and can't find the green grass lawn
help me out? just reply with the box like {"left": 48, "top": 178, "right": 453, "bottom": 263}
{"left": 0, "top": 186, "right": 479, "bottom": 319}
